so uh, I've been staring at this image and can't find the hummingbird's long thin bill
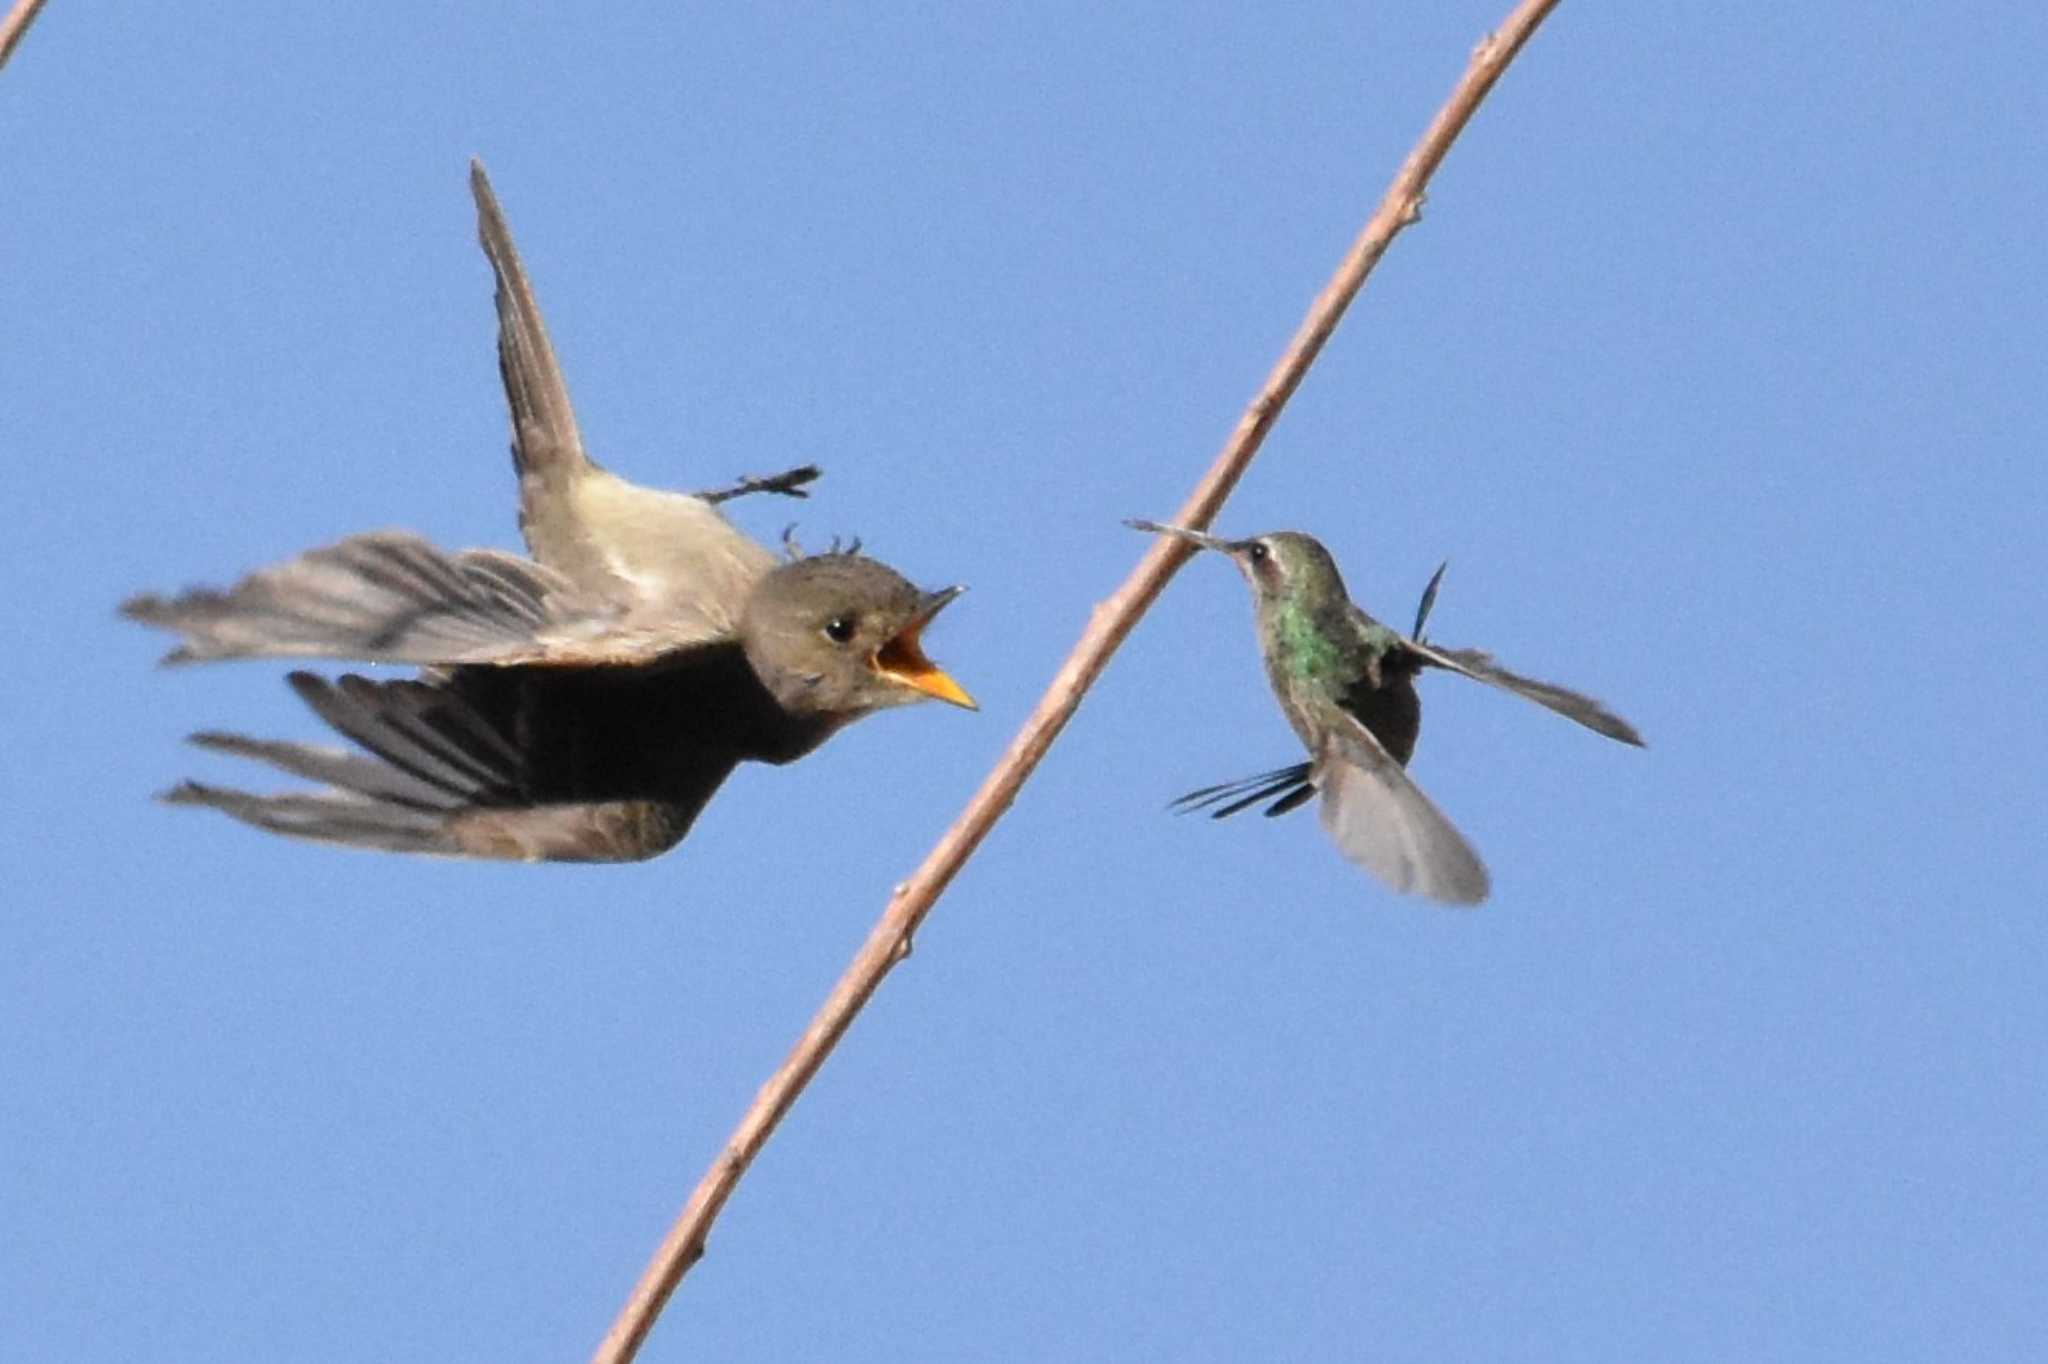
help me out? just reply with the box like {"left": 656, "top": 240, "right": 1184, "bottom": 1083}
{"left": 872, "top": 586, "right": 976, "bottom": 709}
{"left": 1125, "top": 518, "right": 1236, "bottom": 554}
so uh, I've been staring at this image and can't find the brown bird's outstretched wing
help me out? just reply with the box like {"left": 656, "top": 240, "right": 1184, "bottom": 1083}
{"left": 159, "top": 659, "right": 762, "bottom": 861}
{"left": 1313, "top": 712, "right": 1490, "bottom": 906}
{"left": 120, "top": 531, "right": 646, "bottom": 667}
{"left": 470, "top": 160, "right": 782, "bottom": 634}
{"left": 1401, "top": 639, "right": 1645, "bottom": 748}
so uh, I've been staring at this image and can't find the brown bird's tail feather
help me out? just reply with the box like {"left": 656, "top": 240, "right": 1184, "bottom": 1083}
{"left": 161, "top": 670, "right": 524, "bottom": 857}
{"left": 162, "top": 781, "right": 466, "bottom": 857}
{"left": 470, "top": 159, "right": 588, "bottom": 492}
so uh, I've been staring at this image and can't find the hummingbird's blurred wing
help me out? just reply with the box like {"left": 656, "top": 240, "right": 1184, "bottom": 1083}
{"left": 471, "top": 161, "right": 778, "bottom": 628}
{"left": 1403, "top": 640, "right": 1644, "bottom": 747}
{"left": 1315, "top": 714, "right": 1490, "bottom": 905}
{"left": 121, "top": 530, "right": 734, "bottom": 667}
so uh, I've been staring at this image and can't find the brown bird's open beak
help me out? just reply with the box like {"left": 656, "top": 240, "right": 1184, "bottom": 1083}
{"left": 871, "top": 586, "right": 976, "bottom": 709}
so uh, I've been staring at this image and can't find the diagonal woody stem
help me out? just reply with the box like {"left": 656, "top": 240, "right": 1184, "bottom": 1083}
{"left": 0, "top": 0, "right": 50, "bottom": 73}
{"left": 594, "top": 3, "right": 1564, "bottom": 1358}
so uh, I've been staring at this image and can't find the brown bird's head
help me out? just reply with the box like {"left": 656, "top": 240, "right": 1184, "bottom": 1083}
{"left": 739, "top": 552, "right": 975, "bottom": 719}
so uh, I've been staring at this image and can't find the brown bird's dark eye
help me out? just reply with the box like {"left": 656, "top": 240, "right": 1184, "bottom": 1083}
{"left": 823, "top": 615, "right": 857, "bottom": 644}
{"left": 1246, "top": 542, "right": 1269, "bottom": 562}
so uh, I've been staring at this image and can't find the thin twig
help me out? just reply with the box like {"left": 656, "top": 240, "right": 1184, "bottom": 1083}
{"left": 592, "top": 3, "right": 1563, "bottom": 1358}
{"left": 0, "top": 0, "right": 49, "bottom": 73}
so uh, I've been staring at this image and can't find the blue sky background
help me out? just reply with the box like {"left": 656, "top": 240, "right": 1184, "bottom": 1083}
{"left": 5, "top": 4, "right": 2043, "bottom": 1360}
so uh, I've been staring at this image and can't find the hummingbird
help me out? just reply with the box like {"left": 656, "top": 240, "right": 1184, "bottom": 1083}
{"left": 1128, "top": 520, "right": 1642, "bottom": 904}
{"left": 120, "top": 161, "right": 975, "bottom": 862}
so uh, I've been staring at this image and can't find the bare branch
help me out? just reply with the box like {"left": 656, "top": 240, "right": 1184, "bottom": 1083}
{"left": 0, "top": 0, "right": 50, "bottom": 74}
{"left": 592, "top": 3, "right": 1564, "bottom": 1358}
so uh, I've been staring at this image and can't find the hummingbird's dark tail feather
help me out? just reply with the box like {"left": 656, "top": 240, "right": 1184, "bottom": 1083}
{"left": 1405, "top": 641, "right": 1645, "bottom": 747}
{"left": 1169, "top": 762, "right": 1313, "bottom": 819}
{"left": 1411, "top": 561, "right": 1448, "bottom": 641}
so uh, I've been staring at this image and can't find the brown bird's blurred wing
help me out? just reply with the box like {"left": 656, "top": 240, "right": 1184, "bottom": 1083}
{"left": 162, "top": 669, "right": 739, "bottom": 862}
{"left": 118, "top": 531, "right": 671, "bottom": 666}
{"left": 1315, "top": 714, "right": 1490, "bottom": 906}
{"left": 469, "top": 160, "right": 777, "bottom": 628}
{"left": 1402, "top": 639, "right": 1645, "bottom": 747}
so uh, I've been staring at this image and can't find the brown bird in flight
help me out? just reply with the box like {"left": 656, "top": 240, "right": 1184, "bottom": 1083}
{"left": 123, "top": 162, "right": 975, "bottom": 862}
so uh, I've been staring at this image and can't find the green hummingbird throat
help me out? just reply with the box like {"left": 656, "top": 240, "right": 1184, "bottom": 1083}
{"left": 1268, "top": 598, "right": 1370, "bottom": 681}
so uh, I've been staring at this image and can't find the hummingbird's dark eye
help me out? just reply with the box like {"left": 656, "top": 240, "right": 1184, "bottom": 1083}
{"left": 1246, "top": 542, "right": 1270, "bottom": 563}
{"left": 822, "top": 615, "right": 858, "bottom": 645}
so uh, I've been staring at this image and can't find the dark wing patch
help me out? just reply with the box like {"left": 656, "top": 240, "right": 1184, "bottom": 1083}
{"left": 156, "top": 654, "right": 768, "bottom": 863}
{"left": 286, "top": 672, "right": 526, "bottom": 801}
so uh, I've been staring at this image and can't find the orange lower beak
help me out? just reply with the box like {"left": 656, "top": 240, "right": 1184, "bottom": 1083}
{"left": 872, "top": 590, "right": 975, "bottom": 709}
{"left": 874, "top": 629, "right": 975, "bottom": 709}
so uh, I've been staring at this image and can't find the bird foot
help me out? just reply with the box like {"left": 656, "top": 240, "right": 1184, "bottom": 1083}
{"left": 699, "top": 464, "right": 822, "bottom": 505}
